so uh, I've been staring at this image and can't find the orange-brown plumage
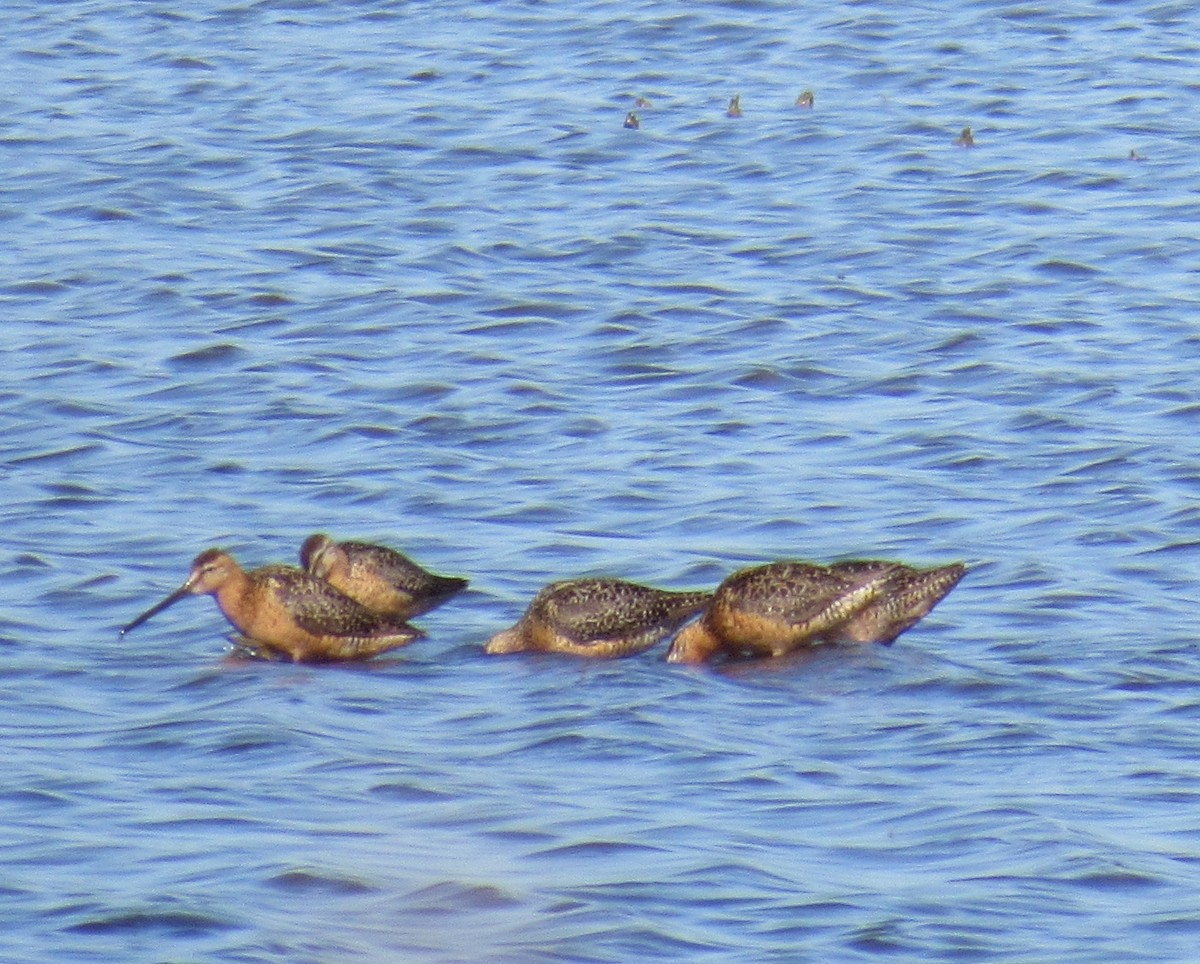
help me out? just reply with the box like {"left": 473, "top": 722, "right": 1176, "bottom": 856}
{"left": 485, "top": 578, "right": 711, "bottom": 659}
{"left": 667, "top": 559, "right": 965, "bottom": 664}
{"left": 299, "top": 534, "right": 467, "bottom": 621}
{"left": 121, "top": 549, "right": 423, "bottom": 662}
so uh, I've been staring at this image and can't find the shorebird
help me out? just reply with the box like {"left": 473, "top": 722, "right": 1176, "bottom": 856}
{"left": 300, "top": 534, "right": 467, "bottom": 621}
{"left": 666, "top": 559, "right": 965, "bottom": 664}
{"left": 485, "top": 578, "right": 711, "bottom": 658}
{"left": 121, "top": 549, "right": 423, "bottom": 662}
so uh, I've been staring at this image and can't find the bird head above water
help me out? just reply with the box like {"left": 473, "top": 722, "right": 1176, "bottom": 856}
{"left": 120, "top": 548, "right": 239, "bottom": 635}
{"left": 298, "top": 533, "right": 340, "bottom": 580}
{"left": 120, "top": 547, "right": 424, "bottom": 662}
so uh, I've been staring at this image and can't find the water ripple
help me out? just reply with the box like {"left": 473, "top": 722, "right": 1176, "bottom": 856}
{"left": 4, "top": 0, "right": 1200, "bottom": 960}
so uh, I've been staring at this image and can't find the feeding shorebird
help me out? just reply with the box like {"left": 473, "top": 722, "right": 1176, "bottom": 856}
{"left": 120, "top": 549, "right": 423, "bottom": 662}
{"left": 666, "top": 559, "right": 965, "bottom": 664}
{"left": 300, "top": 534, "right": 467, "bottom": 621}
{"left": 485, "top": 578, "right": 711, "bottom": 659}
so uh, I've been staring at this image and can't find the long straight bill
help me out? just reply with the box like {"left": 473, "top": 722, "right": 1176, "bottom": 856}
{"left": 120, "top": 584, "right": 192, "bottom": 635}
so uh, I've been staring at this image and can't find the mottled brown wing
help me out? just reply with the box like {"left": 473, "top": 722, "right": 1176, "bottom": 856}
{"left": 541, "top": 580, "right": 709, "bottom": 645}
{"left": 837, "top": 563, "right": 966, "bottom": 644}
{"left": 344, "top": 542, "right": 468, "bottom": 597}
{"left": 829, "top": 560, "right": 908, "bottom": 580}
{"left": 717, "top": 562, "right": 861, "bottom": 626}
{"left": 264, "top": 566, "right": 409, "bottom": 639}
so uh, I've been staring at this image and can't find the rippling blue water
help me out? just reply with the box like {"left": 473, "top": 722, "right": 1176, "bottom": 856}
{"left": 4, "top": 0, "right": 1200, "bottom": 960}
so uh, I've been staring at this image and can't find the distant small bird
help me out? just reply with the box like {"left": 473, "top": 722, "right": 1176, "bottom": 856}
{"left": 624, "top": 111, "right": 640, "bottom": 129}
{"left": 795, "top": 90, "right": 814, "bottom": 108}
{"left": 485, "top": 578, "right": 711, "bottom": 658}
{"left": 300, "top": 534, "right": 467, "bottom": 621}
{"left": 120, "top": 549, "right": 423, "bottom": 662}
{"left": 666, "top": 559, "right": 965, "bottom": 664}
{"left": 726, "top": 94, "right": 743, "bottom": 118}
{"left": 955, "top": 126, "right": 975, "bottom": 147}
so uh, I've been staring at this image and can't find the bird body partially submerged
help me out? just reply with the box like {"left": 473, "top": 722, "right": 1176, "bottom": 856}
{"left": 121, "top": 549, "right": 422, "bottom": 662}
{"left": 486, "top": 578, "right": 711, "bottom": 658}
{"left": 667, "top": 560, "right": 965, "bottom": 664}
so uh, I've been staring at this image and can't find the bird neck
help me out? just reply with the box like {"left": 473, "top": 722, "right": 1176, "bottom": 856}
{"left": 211, "top": 569, "right": 255, "bottom": 634}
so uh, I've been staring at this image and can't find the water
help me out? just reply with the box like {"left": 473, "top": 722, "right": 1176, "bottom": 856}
{"left": 3, "top": 0, "right": 1200, "bottom": 959}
